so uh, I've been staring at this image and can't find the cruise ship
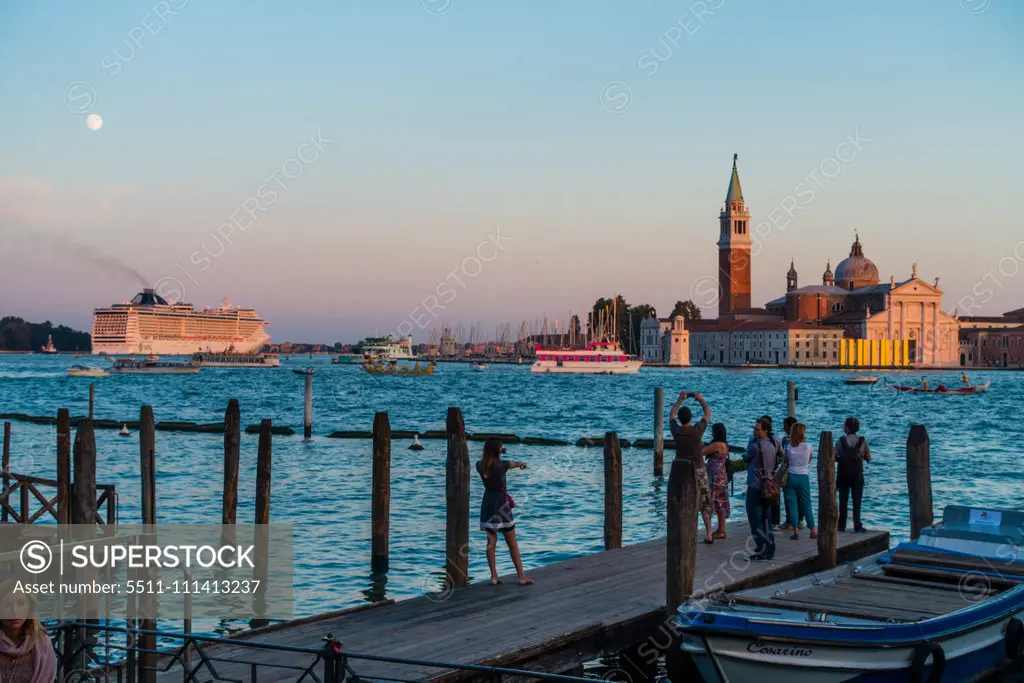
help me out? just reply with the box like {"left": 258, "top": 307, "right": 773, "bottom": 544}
{"left": 91, "top": 289, "right": 270, "bottom": 356}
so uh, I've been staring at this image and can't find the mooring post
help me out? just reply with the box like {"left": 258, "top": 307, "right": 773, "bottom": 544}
{"left": 139, "top": 406, "right": 156, "bottom": 526}
{"left": 653, "top": 387, "right": 665, "bottom": 477}
{"left": 604, "top": 432, "right": 622, "bottom": 550}
{"left": 906, "top": 424, "right": 933, "bottom": 539}
{"left": 666, "top": 456, "right": 697, "bottom": 614}
{"left": 787, "top": 380, "right": 797, "bottom": 419}
{"left": 304, "top": 374, "right": 313, "bottom": 440}
{"left": 816, "top": 431, "right": 837, "bottom": 570}
{"left": 56, "top": 410, "right": 71, "bottom": 525}
{"left": 1, "top": 422, "right": 9, "bottom": 522}
{"left": 252, "top": 419, "right": 273, "bottom": 628}
{"left": 371, "top": 412, "right": 391, "bottom": 571}
{"left": 222, "top": 400, "right": 240, "bottom": 526}
{"left": 71, "top": 420, "right": 97, "bottom": 525}
{"left": 138, "top": 406, "right": 157, "bottom": 683}
{"left": 88, "top": 383, "right": 95, "bottom": 420}
{"left": 445, "top": 407, "right": 470, "bottom": 589}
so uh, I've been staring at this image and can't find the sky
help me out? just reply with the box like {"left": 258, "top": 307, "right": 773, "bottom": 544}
{"left": 1, "top": 0, "right": 1022, "bottom": 343}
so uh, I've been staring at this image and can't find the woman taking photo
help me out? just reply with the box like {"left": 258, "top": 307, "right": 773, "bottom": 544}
{"left": 477, "top": 437, "right": 534, "bottom": 586}
{"left": 784, "top": 423, "right": 816, "bottom": 540}
{"left": 701, "top": 423, "right": 731, "bottom": 540}
{"left": 0, "top": 578, "right": 56, "bottom": 683}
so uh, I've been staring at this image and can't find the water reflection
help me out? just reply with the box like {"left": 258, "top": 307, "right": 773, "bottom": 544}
{"left": 362, "top": 567, "right": 389, "bottom": 603}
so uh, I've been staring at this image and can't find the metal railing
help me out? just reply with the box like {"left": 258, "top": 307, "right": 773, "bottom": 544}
{"left": 53, "top": 622, "right": 596, "bottom": 683}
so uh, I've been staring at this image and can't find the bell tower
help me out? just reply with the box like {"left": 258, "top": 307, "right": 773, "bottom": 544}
{"left": 718, "top": 154, "right": 752, "bottom": 316}
{"left": 787, "top": 259, "right": 798, "bottom": 292}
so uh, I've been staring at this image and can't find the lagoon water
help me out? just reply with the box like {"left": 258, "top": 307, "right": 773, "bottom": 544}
{"left": 1, "top": 355, "right": 1021, "bottom": 634}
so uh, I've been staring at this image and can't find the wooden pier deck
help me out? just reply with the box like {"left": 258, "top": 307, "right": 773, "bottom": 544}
{"left": 162, "top": 523, "right": 888, "bottom": 682}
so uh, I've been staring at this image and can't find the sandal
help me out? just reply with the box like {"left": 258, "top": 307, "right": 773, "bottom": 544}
{"left": 489, "top": 578, "right": 502, "bottom": 585}
{"left": 518, "top": 577, "right": 535, "bottom": 586}
{"left": 790, "top": 533, "right": 799, "bottom": 540}
{"left": 702, "top": 538, "right": 714, "bottom": 544}
{"left": 712, "top": 532, "right": 727, "bottom": 540}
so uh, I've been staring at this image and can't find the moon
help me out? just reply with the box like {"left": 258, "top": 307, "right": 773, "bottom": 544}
{"left": 86, "top": 114, "right": 103, "bottom": 131}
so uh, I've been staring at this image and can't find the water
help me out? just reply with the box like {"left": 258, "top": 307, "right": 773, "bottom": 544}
{"left": 1, "top": 355, "right": 1021, "bottom": 630}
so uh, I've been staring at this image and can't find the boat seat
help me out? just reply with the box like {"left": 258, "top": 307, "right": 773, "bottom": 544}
{"left": 734, "top": 575, "right": 983, "bottom": 623}
{"left": 888, "top": 547, "right": 1024, "bottom": 579}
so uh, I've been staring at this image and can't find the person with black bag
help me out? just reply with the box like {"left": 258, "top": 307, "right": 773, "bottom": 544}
{"left": 477, "top": 437, "right": 534, "bottom": 585}
{"left": 742, "top": 418, "right": 781, "bottom": 560}
{"left": 836, "top": 417, "right": 871, "bottom": 533}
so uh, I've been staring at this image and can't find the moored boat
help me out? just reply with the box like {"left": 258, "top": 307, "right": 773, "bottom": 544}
{"left": 108, "top": 358, "right": 201, "bottom": 374}
{"left": 676, "top": 504, "right": 1024, "bottom": 683}
{"left": 531, "top": 341, "right": 642, "bottom": 375}
{"left": 470, "top": 362, "right": 488, "bottom": 371}
{"left": 844, "top": 376, "right": 879, "bottom": 385}
{"left": 292, "top": 367, "right": 315, "bottom": 376}
{"left": 67, "top": 365, "right": 109, "bottom": 378}
{"left": 192, "top": 351, "right": 280, "bottom": 368}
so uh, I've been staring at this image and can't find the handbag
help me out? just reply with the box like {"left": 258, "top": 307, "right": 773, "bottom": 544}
{"left": 756, "top": 439, "right": 782, "bottom": 505}
{"left": 774, "top": 438, "right": 789, "bottom": 488}
{"left": 501, "top": 488, "right": 515, "bottom": 510}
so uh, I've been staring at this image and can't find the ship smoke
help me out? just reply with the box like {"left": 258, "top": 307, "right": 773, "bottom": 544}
{"left": 6, "top": 225, "right": 150, "bottom": 288}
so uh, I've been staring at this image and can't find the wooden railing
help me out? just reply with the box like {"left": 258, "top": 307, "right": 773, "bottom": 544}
{"left": 0, "top": 472, "right": 117, "bottom": 525}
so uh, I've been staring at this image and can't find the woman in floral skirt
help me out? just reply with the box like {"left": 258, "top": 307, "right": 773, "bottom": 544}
{"left": 701, "top": 423, "right": 732, "bottom": 539}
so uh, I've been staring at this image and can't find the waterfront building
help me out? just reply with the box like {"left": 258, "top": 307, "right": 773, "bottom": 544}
{"left": 958, "top": 309, "right": 1024, "bottom": 367}
{"left": 695, "top": 156, "right": 959, "bottom": 367}
{"left": 639, "top": 315, "right": 690, "bottom": 366}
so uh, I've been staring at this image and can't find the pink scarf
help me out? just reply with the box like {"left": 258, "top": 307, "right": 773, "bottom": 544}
{"left": 0, "top": 627, "right": 57, "bottom": 683}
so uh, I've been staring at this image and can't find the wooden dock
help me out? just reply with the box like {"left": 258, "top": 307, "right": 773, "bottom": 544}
{"left": 161, "top": 523, "right": 888, "bottom": 682}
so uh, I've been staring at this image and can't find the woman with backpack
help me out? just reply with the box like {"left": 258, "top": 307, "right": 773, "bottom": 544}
{"left": 836, "top": 417, "right": 871, "bottom": 533}
{"left": 701, "top": 423, "right": 732, "bottom": 539}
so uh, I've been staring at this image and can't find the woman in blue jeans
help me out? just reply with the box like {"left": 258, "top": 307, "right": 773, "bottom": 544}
{"left": 783, "top": 423, "right": 816, "bottom": 540}
{"left": 742, "top": 418, "right": 779, "bottom": 561}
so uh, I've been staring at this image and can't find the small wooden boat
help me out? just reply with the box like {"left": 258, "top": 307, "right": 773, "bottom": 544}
{"left": 67, "top": 365, "right": 109, "bottom": 378}
{"left": 844, "top": 376, "right": 879, "bottom": 385}
{"left": 292, "top": 367, "right": 316, "bottom": 376}
{"left": 890, "top": 381, "right": 990, "bottom": 395}
{"left": 470, "top": 363, "right": 488, "bottom": 371}
{"left": 676, "top": 504, "right": 1024, "bottom": 682}
{"left": 362, "top": 360, "right": 436, "bottom": 376}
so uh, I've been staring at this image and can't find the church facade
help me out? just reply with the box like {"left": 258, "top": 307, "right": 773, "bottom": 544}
{"left": 658, "top": 155, "right": 963, "bottom": 368}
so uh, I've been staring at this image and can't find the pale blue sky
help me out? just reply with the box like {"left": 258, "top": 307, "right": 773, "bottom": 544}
{"left": 1, "top": 0, "right": 1021, "bottom": 341}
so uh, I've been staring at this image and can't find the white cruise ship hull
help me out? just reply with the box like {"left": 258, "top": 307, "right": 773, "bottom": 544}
{"left": 530, "top": 360, "right": 643, "bottom": 374}
{"left": 92, "top": 337, "right": 266, "bottom": 356}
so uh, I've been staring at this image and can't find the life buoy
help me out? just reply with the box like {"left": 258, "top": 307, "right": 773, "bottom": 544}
{"left": 1005, "top": 617, "right": 1024, "bottom": 659}
{"left": 909, "top": 641, "right": 945, "bottom": 683}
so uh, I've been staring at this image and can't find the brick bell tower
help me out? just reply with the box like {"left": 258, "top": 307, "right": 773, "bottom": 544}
{"left": 717, "top": 154, "right": 752, "bottom": 316}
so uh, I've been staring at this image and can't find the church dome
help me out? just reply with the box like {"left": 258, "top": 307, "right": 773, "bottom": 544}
{"left": 834, "top": 235, "right": 879, "bottom": 290}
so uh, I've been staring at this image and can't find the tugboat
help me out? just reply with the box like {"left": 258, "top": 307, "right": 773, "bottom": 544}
{"left": 39, "top": 335, "right": 58, "bottom": 354}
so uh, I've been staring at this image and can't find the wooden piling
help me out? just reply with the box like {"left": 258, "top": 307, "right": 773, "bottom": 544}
{"left": 139, "top": 406, "right": 156, "bottom": 526}
{"left": 71, "top": 420, "right": 97, "bottom": 525}
{"left": 786, "top": 380, "right": 797, "bottom": 419}
{"left": 1, "top": 422, "right": 9, "bottom": 522}
{"left": 303, "top": 374, "right": 313, "bottom": 440}
{"left": 252, "top": 419, "right": 273, "bottom": 628}
{"left": 445, "top": 407, "right": 470, "bottom": 589}
{"left": 603, "top": 432, "right": 622, "bottom": 550}
{"left": 816, "top": 431, "right": 837, "bottom": 570}
{"left": 371, "top": 412, "right": 391, "bottom": 571}
{"left": 88, "top": 383, "right": 95, "bottom": 420}
{"left": 906, "top": 424, "right": 933, "bottom": 540}
{"left": 56, "top": 410, "right": 71, "bottom": 525}
{"left": 222, "top": 399, "right": 240, "bottom": 526}
{"left": 653, "top": 388, "right": 665, "bottom": 477}
{"left": 666, "top": 456, "right": 697, "bottom": 613}
{"left": 255, "top": 419, "right": 273, "bottom": 526}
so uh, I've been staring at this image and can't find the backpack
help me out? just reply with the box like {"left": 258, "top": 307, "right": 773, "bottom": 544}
{"left": 837, "top": 436, "right": 866, "bottom": 482}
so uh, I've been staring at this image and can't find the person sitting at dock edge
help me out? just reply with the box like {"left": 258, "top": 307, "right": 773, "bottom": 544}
{"left": 669, "top": 390, "right": 715, "bottom": 544}
{"left": 477, "top": 437, "right": 534, "bottom": 586}
{"left": 836, "top": 417, "right": 871, "bottom": 533}
{"left": 743, "top": 418, "right": 781, "bottom": 560}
